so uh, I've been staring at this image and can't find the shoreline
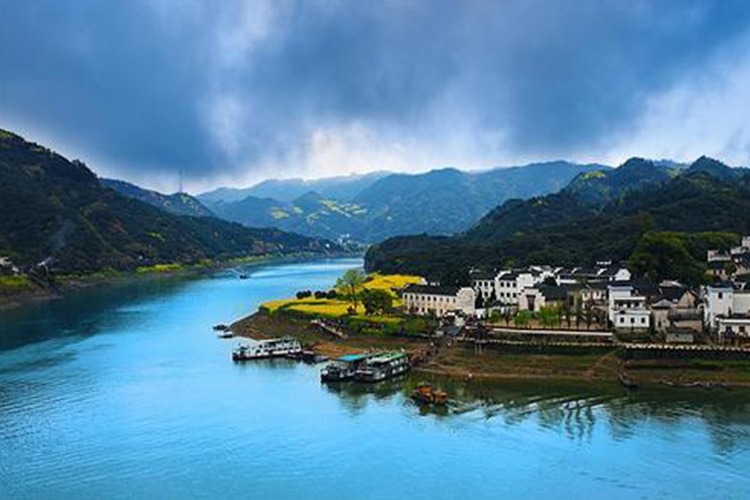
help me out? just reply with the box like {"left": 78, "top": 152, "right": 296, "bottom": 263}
{"left": 231, "top": 311, "right": 750, "bottom": 390}
{"left": 0, "top": 252, "right": 361, "bottom": 312}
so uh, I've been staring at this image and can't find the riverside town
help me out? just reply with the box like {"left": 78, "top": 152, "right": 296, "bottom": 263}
{"left": 224, "top": 235, "right": 750, "bottom": 391}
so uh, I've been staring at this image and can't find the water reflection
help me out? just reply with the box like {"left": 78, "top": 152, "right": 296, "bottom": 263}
{"left": 326, "top": 373, "right": 750, "bottom": 453}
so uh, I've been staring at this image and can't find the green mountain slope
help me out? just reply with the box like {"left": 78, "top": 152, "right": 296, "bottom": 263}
{"left": 101, "top": 178, "right": 214, "bottom": 217}
{"left": 203, "top": 161, "right": 608, "bottom": 242}
{"left": 365, "top": 157, "right": 750, "bottom": 284}
{"left": 0, "top": 129, "right": 338, "bottom": 275}
{"left": 198, "top": 171, "right": 391, "bottom": 205}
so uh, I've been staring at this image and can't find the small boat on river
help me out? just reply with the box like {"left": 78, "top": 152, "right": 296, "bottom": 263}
{"left": 232, "top": 337, "right": 302, "bottom": 361}
{"left": 354, "top": 351, "right": 410, "bottom": 383}
{"left": 321, "top": 353, "right": 373, "bottom": 382}
{"left": 411, "top": 383, "right": 448, "bottom": 405}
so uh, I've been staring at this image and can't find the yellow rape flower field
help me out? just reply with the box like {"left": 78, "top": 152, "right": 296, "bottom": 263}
{"left": 260, "top": 274, "right": 423, "bottom": 319}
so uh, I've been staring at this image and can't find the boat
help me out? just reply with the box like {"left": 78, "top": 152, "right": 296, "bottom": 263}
{"left": 238, "top": 274, "right": 249, "bottom": 280}
{"left": 216, "top": 330, "right": 234, "bottom": 339}
{"left": 213, "top": 324, "right": 230, "bottom": 332}
{"left": 232, "top": 337, "right": 302, "bottom": 361}
{"left": 411, "top": 383, "right": 448, "bottom": 405}
{"left": 321, "top": 353, "right": 373, "bottom": 382}
{"left": 354, "top": 351, "right": 411, "bottom": 383}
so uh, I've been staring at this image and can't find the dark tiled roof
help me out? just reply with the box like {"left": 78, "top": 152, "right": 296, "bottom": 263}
{"left": 404, "top": 284, "right": 460, "bottom": 296}
{"left": 537, "top": 285, "right": 572, "bottom": 301}
{"left": 470, "top": 269, "right": 496, "bottom": 280}
{"left": 659, "top": 286, "right": 691, "bottom": 302}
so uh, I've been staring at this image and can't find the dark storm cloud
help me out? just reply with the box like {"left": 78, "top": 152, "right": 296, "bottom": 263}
{"left": 1, "top": 0, "right": 749, "bottom": 186}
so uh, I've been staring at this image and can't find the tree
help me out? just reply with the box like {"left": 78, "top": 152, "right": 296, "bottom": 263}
{"left": 296, "top": 290, "right": 312, "bottom": 299}
{"left": 336, "top": 269, "right": 366, "bottom": 311}
{"left": 514, "top": 310, "right": 532, "bottom": 328}
{"left": 538, "top": 306, "right": 561, "bottom": 328}
{"left": 362, "top": 289, "right": 393, "bottom": 316}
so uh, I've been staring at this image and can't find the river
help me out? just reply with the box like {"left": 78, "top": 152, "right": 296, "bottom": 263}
{"left": 1, "top": 258, "right": 748, "bottom": 499}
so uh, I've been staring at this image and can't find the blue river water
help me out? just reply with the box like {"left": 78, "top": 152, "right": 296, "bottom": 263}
{"left": 1, "top": 258, "right": 749, "bottom": 500}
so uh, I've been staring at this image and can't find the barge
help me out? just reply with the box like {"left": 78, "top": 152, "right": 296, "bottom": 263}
{"left": 232, "top": 337, "right": 302, "bottom": 361}
{"left": 321, "top": 353, "right": 373, "bottom": 382}
{"left": 354, "top": 351, "right": 410, "bottom": 383}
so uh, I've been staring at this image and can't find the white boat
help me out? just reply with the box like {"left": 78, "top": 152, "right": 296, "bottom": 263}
{"left": 354, "top": 351, "right": 410, "bottom": 383}
{"left": 232, "top": 337, "right": 302, "bottom": 361}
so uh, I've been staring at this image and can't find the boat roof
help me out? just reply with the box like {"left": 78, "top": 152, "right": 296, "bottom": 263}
{"left": 369, "top": 352, "right": 407, "bottom": 363}
{"left": 338, "top": 354, "right": 366, "bottom": 362}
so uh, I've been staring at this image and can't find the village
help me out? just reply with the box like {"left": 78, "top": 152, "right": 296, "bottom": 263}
{"left": 402, "top": 235, "right": 750, "bottom": 345}
{"left": 224, "top": 236, "right": 750, "bottom": 391}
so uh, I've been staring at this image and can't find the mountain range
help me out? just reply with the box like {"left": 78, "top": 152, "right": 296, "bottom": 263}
{"left": 198, "top": 161, "right": 609, "bottom": 242}
{"left": 365, "top": 157, "right": 750, "bottom": 285}
{"left": 0, "top": 129, "right": 338, "bottom": 275}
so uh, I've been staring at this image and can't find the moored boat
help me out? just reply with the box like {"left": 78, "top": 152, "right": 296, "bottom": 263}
{"left": 354, "top": 351, "right": 410, "bottom": 383}
{"left": 411, "top": 383, "right": 448, "bottom": 405}
{"left": 232, "top": 337, "right": 302, "bottom": 361}
{"left": 321, "top": 353, "right": 373, "bottom": 382}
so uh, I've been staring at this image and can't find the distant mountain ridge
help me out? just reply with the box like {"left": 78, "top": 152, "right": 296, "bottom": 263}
{"left": 0, "top": 129, "right": 338, "bottom": 275}
{"left": 201, "top": 161, "right": 610, "bottom": 242}
{"left": 198, "top": 171, "right": 391, "bottom": 205}
{"left": 101, "top": 178, "right": 214, "bottom": 218}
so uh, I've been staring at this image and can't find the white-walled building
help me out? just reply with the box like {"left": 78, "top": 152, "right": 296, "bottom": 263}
{"left": 470, "top": 269, "right": 497, "bottom": 301}
{"left": 608, "top": 284, "right": 651, "bottom": 332}
{"left": 495, "top": 270, "right": 545, "bottom": 306}
{"left": 403, "top": 284, "right": 476, "bottom": 317}
{"left": 703, "top": 284, "right": 750, "bottom": 337}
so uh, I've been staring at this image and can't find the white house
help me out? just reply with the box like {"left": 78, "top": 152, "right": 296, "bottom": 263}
{"left": 403, "top": 284, "right": 476, "bottom": 317}
{"left": 518, "top": 285, "right": 571, "bottom": 312}
{"left": 470, "top": 269, "right": 497, "bottom": 301}
{"left": 730, "top": 236, "right": 750, "bottom": 257}
{"left": 703, "top": 284, "right": 750, "bottom": 335}
{"left": 608, "top": 283, "right": 651, "bottom": 332}
{"left": 495, "top": 270, "right": 545, "bottom": 306}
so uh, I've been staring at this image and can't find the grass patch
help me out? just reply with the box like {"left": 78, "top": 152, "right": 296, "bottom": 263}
{"left": 136, "top": 263, "right": 185, "bottom": 274}
{"left": 0, "top": 275, "right": 32, "bottom": 290}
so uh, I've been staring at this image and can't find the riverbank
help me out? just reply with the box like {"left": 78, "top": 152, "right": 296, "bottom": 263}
{"left": 232, "top": 311, "right": 750, "bottom": 389}
{"left": 0, "top": 252, "right": 359, "bottom": 312}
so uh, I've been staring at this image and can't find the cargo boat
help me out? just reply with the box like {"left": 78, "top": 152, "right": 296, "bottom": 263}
{"left": 232, "top": 337, "right": 302, "bottom": 361}
{"left": 354, "top": 351, "right": 410, "bottom": 383}
{"left": 321, "top": 353, "right": 373, "bottom": 382}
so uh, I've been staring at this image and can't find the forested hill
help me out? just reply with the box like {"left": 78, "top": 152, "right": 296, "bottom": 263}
{"left": 101, "top": 178, "right": 214, "bottom": 218}
{"left": 365, "top": 157, "right": 750, "bottom": 285}
{"left": 0, "top": 129, "right": 338, "bottom": 275}
{"left": 200, "top": 160, "right": 609, "bottom": 242}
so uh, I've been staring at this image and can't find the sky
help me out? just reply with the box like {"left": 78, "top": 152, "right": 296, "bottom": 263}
{"left": 1, "top": 0, "right": 749, "bottom": 194}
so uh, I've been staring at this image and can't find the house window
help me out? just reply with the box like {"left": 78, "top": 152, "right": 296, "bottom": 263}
{"left": 718, "top": 293, "right": 723, "bottom": 300}
{"left": 641, "top": 318, "right": 646, "bottom": 324}
{"left": 630, "top": 317, "right": 635, "bottom": 324}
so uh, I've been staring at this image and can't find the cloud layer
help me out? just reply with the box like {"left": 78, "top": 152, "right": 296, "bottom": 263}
{"left": 1, "top": 0, "right": 749, "bottom": 192}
